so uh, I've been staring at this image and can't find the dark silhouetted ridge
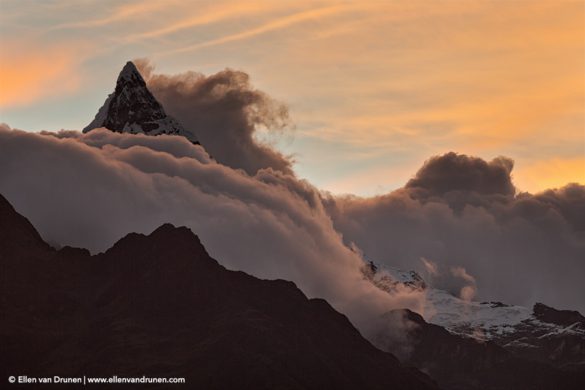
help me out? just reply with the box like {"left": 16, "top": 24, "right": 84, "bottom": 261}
{"left": 0, "top": 193, "right": 50, "bottom": 256}
{"left": 533, "top": 302, "right": 585, "bottom": 327}
{"left": 0, "top": 194, "right": 436, "bottom": 390}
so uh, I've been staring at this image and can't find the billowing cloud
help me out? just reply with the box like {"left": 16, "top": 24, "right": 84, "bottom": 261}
{"left": 0, "top": 125, "right": 425, "bottom": 341}
{"left": 405, "top": 152, "right": 515, "bottom": 197}
{"left": 134, "top": 59, "right": 294, "bottom": 176}
{"left": 1, "top": 122, "right": 583, "bottom": 354}
{"left": 450, "top": 266, "right": 477, "bottom": 302}
{"left": 324, "top": 153, "right": 585, "bottom": 313}
{"left": 418, "top": 258, "right": 477, "bottom": 302}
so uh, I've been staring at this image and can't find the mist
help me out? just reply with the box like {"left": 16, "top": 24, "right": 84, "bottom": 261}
{"left": 0, "top": 125, "right": 425, "bottom": 342}
{"left": 324, "top": 153, "right": 585, "bottom": 312}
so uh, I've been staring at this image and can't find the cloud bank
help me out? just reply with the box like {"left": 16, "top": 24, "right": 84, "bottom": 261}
{"left": 324, "top": 153, "right": 585, "bottom": 312}
{"left": 0, "top": 125, "right": 425, "bottom": 341}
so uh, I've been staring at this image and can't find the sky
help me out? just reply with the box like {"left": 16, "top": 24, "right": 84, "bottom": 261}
{"left": 0, "top": 0, "right": 584, "bottom": 196}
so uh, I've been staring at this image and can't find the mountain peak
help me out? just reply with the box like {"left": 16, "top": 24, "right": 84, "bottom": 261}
{"left": 119, "top": 61, "right": 142, "bottom": 81}
{"left": 115, "top": 61, "right": 148, "bottom": 90}
{"left": 533, "top": 302, "right": 585, "bottom": 327}
{"left": 83, "top": 61, "right": 198, "bottom": 143}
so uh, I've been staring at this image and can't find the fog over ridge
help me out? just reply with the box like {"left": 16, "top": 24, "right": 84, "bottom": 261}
{"left": 0, "top": 62, "right": 583, "bottom": 345}
{"left": 0, "top": 125, "right": 428, "bottom": 343}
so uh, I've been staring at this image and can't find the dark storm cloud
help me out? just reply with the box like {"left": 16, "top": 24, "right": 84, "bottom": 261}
{"left": 324, "top": 153, "right": 585, "bottom": 313}
{"left": 134, "top": 59, "right": 294, "bottom": 176}
{"left": 406, "top": 152, "right": 515, "bottom": 197}
{"left": 517, "top": 183, "right": 585, "bottom": 231}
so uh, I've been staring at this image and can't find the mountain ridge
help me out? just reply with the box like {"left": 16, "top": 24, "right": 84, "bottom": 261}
{"left": 0, "top": 193, "right": 436, "bottom": 390}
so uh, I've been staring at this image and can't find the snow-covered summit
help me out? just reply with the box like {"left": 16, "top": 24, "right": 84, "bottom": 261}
{"left": 364, "top": 260, "right": 585, "bottom": 347}
{"left": 83, "top": 61, "right": 198, "bottom": 143}
{"left": 363, "top": 261, "right": 427, "bottom": 293}
{"left": 424, "top": 286, "right": 585, "bottom": 344}
{"left": 423, "top": 288, "right": 532, "bottom": 339}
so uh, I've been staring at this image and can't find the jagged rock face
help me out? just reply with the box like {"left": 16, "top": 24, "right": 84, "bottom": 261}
{"left": 83, "top": 62, "right": 198, "bottom": 143}
{"left": 533, "top": 302, "right": 585, "bottom": 327}
{"left": 0, "top": 193, "right": 437, "bottom": 390}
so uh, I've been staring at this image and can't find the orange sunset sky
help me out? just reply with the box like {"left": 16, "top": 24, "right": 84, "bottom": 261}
{"left": 0, "top": 0, "right": 583, "bottom": 195}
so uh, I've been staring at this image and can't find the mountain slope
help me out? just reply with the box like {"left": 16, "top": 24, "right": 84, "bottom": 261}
{"left": 0, "top": 194, "right": 436, "bottom": 390}
{"left": 385, "top": 309, "right": 585, "bottom": 390}
{"left": 365, "top": 262, "right": 585, "bottom": 389}
{"left": 83, "top": 61, "right": 198, "bottom": 143}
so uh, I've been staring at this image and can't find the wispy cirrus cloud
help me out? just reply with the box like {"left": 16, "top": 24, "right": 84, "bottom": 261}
{"left": 47, "top": 0, "right": 174, "bottom": 31}
{"left": 159, "top": 3, "right": 361, "bottom": 56}
{"left": 0, "top": 1, "right": 582, "bottom": 194}
{"left": 124, "top": 1, "right": 284, "bottom": 42}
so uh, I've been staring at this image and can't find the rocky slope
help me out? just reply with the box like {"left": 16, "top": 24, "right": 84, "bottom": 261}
{"left": 83, "top": 61, "right": 198, "bottom": 143}
{"left": 0, "top": 194, "right": 436, "bottom": 389}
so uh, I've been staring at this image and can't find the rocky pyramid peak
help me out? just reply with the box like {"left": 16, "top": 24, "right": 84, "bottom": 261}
{"left": 117, "top": 61, "right": 143, "bottom": 83}
{"left": 83, "top": 61, "right": 198, "bottom": 143}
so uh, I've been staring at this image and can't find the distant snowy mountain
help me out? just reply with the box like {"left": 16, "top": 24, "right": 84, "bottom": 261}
{"left": 364, "top": 261, "right": 585, "bottom": 371}
{"left": 363, "top": 261, "right": 427, "bottom": 293}
{"left": 83, "top": 61, "right": 198, "bottom": 143}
